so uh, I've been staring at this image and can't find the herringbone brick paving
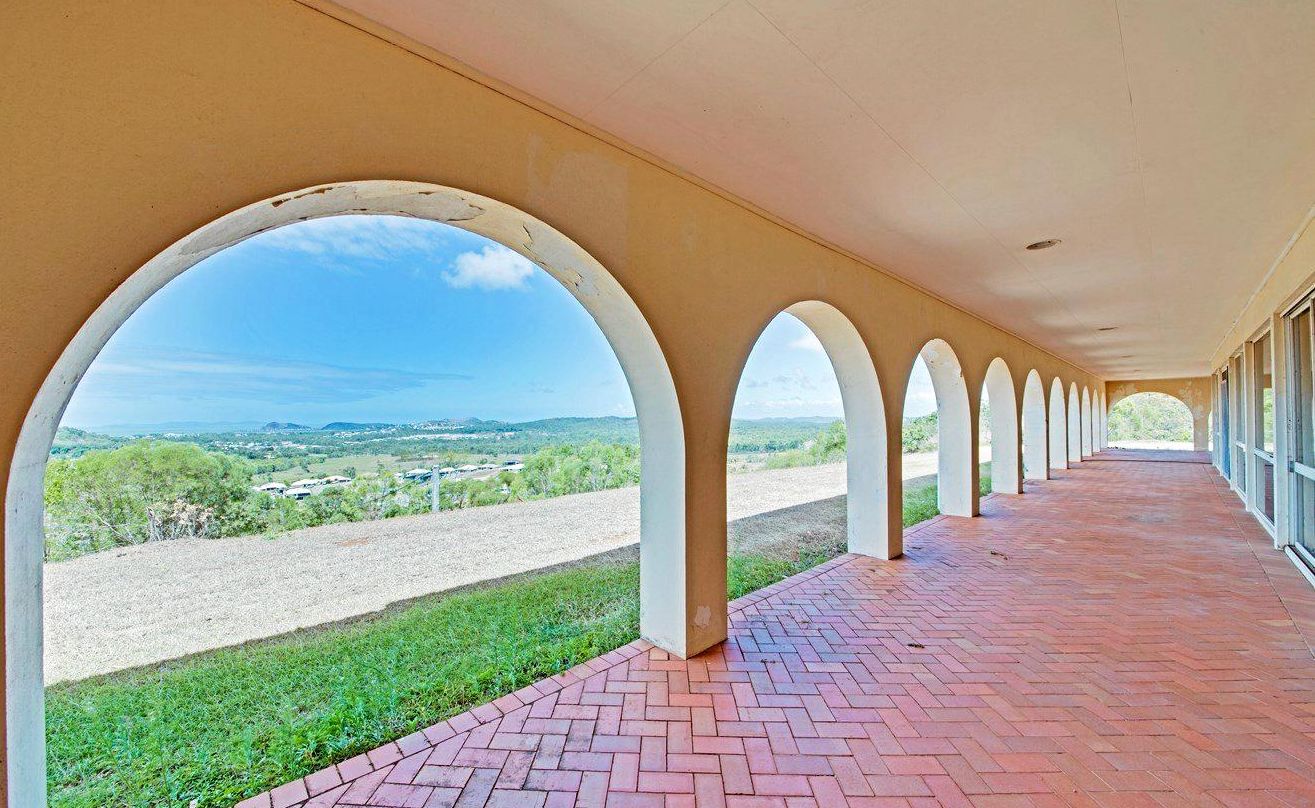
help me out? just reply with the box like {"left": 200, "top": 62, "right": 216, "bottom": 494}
{"left": 241, "top": 457, "right": 1315, "bottom": 808}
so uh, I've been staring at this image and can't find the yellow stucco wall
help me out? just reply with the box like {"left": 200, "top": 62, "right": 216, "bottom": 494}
{"left": 0, "top": 1, "right": 1106, "bottom": 797}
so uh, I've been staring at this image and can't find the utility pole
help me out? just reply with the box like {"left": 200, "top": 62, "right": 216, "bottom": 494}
{"left": 431, "top": 465, "right": 441, "bottom": 513}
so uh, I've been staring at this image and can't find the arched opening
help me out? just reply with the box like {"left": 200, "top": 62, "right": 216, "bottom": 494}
{"left": 1107, "top": 392, "right": 1195, "bottom": 450}
{"left": 1067, "top": 383, "right": 1083, "bottom": 463}
{"left": 4, "top": 181, "right": 687, "bottom": 804}
{"left": 1097, "top": 389, "right": 1107, "bottom": 450}
{"left": 1095, "top": 389, "right": 1106, "bottom": 450}
{"left": 1048, "top": 378, "right": 1068, "bottom": 471}
{"left": 907, "top": 339, "right": 974, "bottom": 517}
{"left": 1022, "top": 370, "right": 1048, "bottom": 480}
{"left": 1081, "top": 387, "right": 1093, "bottom": 457}
{"left": 981, "top": 358, "right": 1021, "bottom": 494}
{"left": 728, "top": 302, "right": 889, "bottom": 568}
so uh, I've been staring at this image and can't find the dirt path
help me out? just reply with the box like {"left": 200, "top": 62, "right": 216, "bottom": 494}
{"left": 44, "top": 453, "right": 956, "bottom": 683}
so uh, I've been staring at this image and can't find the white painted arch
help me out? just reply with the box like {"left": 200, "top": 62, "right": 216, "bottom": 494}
{"left": 1106, "top": 390, "right": 1197, "bottom": 448}
{"left": 778, "top": 302, "right": 891, "bottom": 557}
{"left": 1097, "top": 389, "right": 1108, "bottom": 449}
{"left": 1081, "top": 387, "right": 1093, "bottom": 457}
{"left": 3, "top": 180, "right": 687, "bottom": 806}
{"left": 1068, "top": 382, "right": 1083, "bottom": 463}
{"left": 982, "top": 358, "right": 1021, "bottom": 495}
{"left": 917, "top": 339, "right": 975, "bottom": 517}
{"left": 1094, "top": 389, "right": 1106, "bottom": 450}
{"left": 1048, "top": 378, "right": 1068, "bottom": 471}
{"left": 1022, "top": 370, "right": 1048, "bottom": 480}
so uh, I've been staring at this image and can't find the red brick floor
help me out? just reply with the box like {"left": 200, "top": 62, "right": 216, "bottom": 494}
{"left": 1089, "top": 449, "right": 1211, "bottom": 464}
{"left": 241, "top": 457, "right": 1315, "bottom": 808}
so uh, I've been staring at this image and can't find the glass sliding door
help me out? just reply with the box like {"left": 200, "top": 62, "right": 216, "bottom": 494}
{"left": 1287, "top": 304, "right": 1315, "bottom": 563}
{"left": 1252, "top": 332, "right": 1276, "bottom": 525}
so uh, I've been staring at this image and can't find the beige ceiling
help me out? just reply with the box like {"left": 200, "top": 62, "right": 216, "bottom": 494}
{"left": 334, "top": 0, "right": 1315, "bottom": 378}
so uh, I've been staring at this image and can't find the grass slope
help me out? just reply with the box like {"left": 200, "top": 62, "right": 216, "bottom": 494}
{"left": 47, "top": 472, "right": 991, "bottom": 807}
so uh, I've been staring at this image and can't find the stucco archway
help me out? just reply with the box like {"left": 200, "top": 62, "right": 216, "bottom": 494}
{"left": 1081, "top": 387, "right": 1093, "bottom": 457}
{"left": 1094, "top": 389, "right": 1105, "bottom": 450}
{"left": 1105, "top": 391, "right": 1198, "bottom": 450}
{"left": 1068, "top": 383, "right": 1083, "bottom": 463}
{"left": 1048, "top": 378, "right": 1068, "bottom": 471}
{"left": 1106, "top": 379, "right": 1212, "bottom": 451}
{"left": 916, "top": 339, "right": 974, "bottom": 517}
{"left": 1022, "top": 370, "right": 1048, "bottom": 480}
{"left": 3, "top": 180, "right": 687, "bottom": 801}
{"left": 774, "top": 302, "right": 891, "bottom": 557}
{"left": 982, "top": 358, "right": 1021, "bottom": 495}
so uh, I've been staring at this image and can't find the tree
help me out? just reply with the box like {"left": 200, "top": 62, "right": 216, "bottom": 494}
{"left": 763, "top": 421, "right": 847, "bottom": 469}
{"left": 901, "top": 413, "right": 938, "bottom": 453}
{"left": 44, "top": 440, "right": 255, "bottom": 559}
{"left": 1107, "top": 393, "right": 1192, "bottom": 443}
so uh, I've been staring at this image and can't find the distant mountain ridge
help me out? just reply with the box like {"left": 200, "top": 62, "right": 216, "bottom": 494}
{"left": 50, "top": 415, "right": 858, "bottom": 461}
{"left": 59, "top": 418, "right": 852, "bottom": 442}
{"left": 320, "top": 422, "right": 394, "bottom": 432}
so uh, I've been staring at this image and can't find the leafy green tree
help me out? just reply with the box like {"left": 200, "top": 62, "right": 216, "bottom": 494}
{"left": 44, "top": 441, "right": 255, "bottom": 560}
{"left": 901, "top": 412, "right": 939, "bottom": 453}
{"left": 1107, "top": 393, "right": 1192, "bottom": 443}
{"left": 764, "top": 420, "right": 847, "bottom": 469}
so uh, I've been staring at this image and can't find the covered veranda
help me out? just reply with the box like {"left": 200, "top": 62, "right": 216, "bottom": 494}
{"left": 242, "top": 454, "right": 1315, "bottom": 808}
{"left": 7, "top": 3, "right": 1315, "bottom": 806}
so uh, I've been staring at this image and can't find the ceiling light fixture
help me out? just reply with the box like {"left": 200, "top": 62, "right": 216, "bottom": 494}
{"left": 1098, "top": 326, "right": 1118, "bottom": 332}
{"left": 1025, "top": 239, "right": 1061, "bottom": 250}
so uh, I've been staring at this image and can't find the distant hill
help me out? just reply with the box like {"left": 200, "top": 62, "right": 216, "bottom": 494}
{"left": 321, "top": 422, "right": 394, "bottom": 432}
{"left": 50, "top": 414, "right": 863, "bottom": 463}
{"left": 261, "top": 422, "right": 312, "bottom": 432}
{"left": 50, "top": 427, "right": 127, "bottom": 457}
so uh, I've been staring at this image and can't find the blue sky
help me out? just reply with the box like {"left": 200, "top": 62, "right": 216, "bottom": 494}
{"left": 63, "top": 216, "right": 936, "bottom": 430}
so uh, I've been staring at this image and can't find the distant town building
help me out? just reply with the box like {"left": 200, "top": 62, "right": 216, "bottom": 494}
{"left": 284, "top": 487, "right": 313, "bottom": 500}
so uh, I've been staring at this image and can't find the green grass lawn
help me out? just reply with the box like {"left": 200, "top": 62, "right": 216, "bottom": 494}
{"left": 46, "top": 471, "right": 992, "bottom": 808}
{"left": 903, "top": 462, "right": 993, "bottom": 526}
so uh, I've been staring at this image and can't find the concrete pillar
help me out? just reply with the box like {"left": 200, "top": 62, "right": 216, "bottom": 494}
{"left": 1049, "top": 379, "right": 1068, "bottom": 470}
{"left": 984, "top": 358, "right": 1022, "bottom": 494}
{"left": 884, "top": 407, "right": 906, "bottom": 559}
{"left": 654, "top": 421, "right": 726, "bottom": 658}
{"left": 1080, "top": 388, "right": 1093, "bottom": 457}
{"left": 1022, "top": 371, "right": 1049, "bottom": 480}
{"left": 922, "top": 340, "right": 976, "bottom": 516}
{"left": 1067, "top": 384, "right": 1083, "bottom": 464}
{"left": 787, "top": 302, "right": 893, "bottom": 559}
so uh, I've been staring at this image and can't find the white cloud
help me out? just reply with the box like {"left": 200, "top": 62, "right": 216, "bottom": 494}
{"left": 443, "top": 245, "right": 536, "bottom": 291}
{"left": 788, "top": 330, "right": 825, "bottom": 352}
{"left": 253, "top": 215, "right": 451, "bottom": 263}
{"left": 75, "top": 347, "right": 470, "bottom": 405}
